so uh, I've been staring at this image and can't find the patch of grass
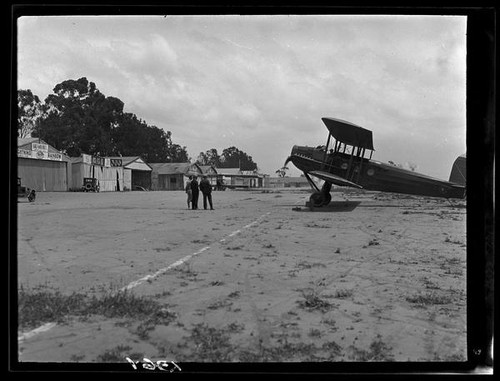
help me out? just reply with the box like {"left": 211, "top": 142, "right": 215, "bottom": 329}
{"left": 420, "top": 277, "right": 440, "bottom": 290}
{"left": 177, "top": 323, "right": 344, "bottom": 362}
{"left": 321, "top": 318, "right": 338, "bottom": 332}
{"left": 18, "top": 285, "right": 88, "bottom": 328}
{"left": 95, "top": 344, "right": 132, "bottom": 363}
{"left": 227, "top": 322, "right": 245, "bottom": 333}
{"left": 228, "top": 291, "right": 241, "bottom": 299}
{"left": 175, "top": 262, "right": 198, "bottom": 278}
{"left": 322, "top": 341, "right": 342, "bottom": 358}
{"left": 88, "top": 291, "right": 165, "bottom": 319}
{"left": 134, "top": 308, "right": 177, "bottom": 339}
{"left": 18, "top": 286, "right": 169, "bottom": 330}
{"left": 239, "top": 339, "right": 319, "bottom": 362}
{"left": 444, "top": 237, "right": 464, "bottom": 245}
{"left": 297, "top": 261, "right": 327, "bottom": 270}
{"left": 297, "top": 289, "right": 333, "bottom": 313}
{"left": 308, "top": 328, "right": 322, "bottom": 338}
{"left": 226, "top": 245, "right": 244, "bottom": 250}
{"left": 69, "top": 354, "right": 86, "bottom": 362}
{"left": 348, "top": 335, "right": 394, "bottom": 361}
{"left": 304, "top": 223, "right": 331, "bottom": 228}
{"left": 406, "top": 292, "right": 453, "bottom": 306}
{"left": 153, "top": 247, "right": 171, "bottom": 252}
{"left": 288, "top": 269, "right": 299, "bottom": 278}
{"left": 207, "top": 299, "right": 233, "bottom": 310}
{"left": 182, "top": 323, "right": 233, "bottom": 362}
{"left": 334, "top": 289, "right": 354, "bottom": 299}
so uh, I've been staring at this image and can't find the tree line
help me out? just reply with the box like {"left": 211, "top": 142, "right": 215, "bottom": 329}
{"left": 18, "top": 77, "right": 259, "bottom": 170}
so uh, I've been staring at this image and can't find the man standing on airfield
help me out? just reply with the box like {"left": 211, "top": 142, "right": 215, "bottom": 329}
{"left": 185, "top": 175, "right": 193, "bottom": 209}
{"left": 190, "top": 176, "right": 200, "bottom": 210}
{"left": 199, "top": 175, "right": 214, "bottom": 210}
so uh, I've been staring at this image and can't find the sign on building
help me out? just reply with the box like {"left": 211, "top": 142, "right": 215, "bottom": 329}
{"left": 92, "top": 156, "right": 105, "bottom": 166}
{"left": 32, "top": 143, "right": 48, "bottom": 152}
{"left": 17, "top": 147, "right": 62, "bottom": 161}
{"left": 82, "top": 154, "right": 92, "bottom": 164}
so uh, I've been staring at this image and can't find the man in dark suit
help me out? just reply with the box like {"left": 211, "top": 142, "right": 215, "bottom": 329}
{"left": 199, "top": 175, "right": 214, "bottom": 210}
{"left": 190, "top": 176, "right": 199, "bottom": 210}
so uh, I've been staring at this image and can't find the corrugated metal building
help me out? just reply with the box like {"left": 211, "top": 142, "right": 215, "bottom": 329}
{"left": 70, "top": 154, "right": 124, "bottom": 191}
{"left": 150, "top": 162, "right": 202, "bottom": 190}
{"left": 107, "top": 156, "right": 152, "bottom": 190}
{"left": 17, "top": 138, "right": 72, "bottom": 191}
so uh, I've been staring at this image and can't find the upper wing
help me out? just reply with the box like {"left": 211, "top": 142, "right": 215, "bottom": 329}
{"left": 309, "top": 170, "right": 363, "bottom": 189}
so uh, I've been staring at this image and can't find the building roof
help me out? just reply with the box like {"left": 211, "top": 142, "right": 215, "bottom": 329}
{"left": 199, "top": 165, "right": 218, "bottom": 174}
{"left": 17, "top": 137, "right": 70, "bottom": 160}
{"left": 106, "top": 156, "right": 139, "bottom": 165}
{"left": 216, "top": 168, "right": 242, "bottom": 176}
{"left": 149, "top": 162, "right": 202, "bottom": 175}
{"left": 107, "top": 156, "right": 152, "bottom": 170}
{"left": 18, "top": 137, "right": 41, "bottom": 147}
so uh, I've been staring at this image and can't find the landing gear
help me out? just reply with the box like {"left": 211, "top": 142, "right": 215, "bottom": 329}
{"left": 308, "top": 182, "right": 332, "bottom": 210}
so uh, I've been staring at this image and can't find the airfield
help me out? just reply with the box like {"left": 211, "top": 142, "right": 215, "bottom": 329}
{"left": 16, "top": 188, "right": 467, "bottom": 363}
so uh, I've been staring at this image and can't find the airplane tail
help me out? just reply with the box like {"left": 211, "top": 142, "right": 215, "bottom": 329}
{"left": 449, "top": 154, "right": 466, "bottom": 186}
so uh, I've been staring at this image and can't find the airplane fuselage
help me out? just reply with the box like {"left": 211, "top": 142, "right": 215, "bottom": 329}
{"left": 286, "top": 145, "right": 466, "bottom": 199}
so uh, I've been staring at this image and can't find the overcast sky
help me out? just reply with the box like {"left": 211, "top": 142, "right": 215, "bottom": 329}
{"left": 17, "top": 14, "right": 466, "bottom": 180}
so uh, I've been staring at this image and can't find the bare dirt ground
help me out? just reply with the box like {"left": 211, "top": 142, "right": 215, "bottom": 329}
{"left": 16, "top": 188, "right": 467, "bottom": 364}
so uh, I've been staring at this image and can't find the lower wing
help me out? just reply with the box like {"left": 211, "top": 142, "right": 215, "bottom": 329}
{"left": 309, "top": 170, "right": 363, "bottom": 189}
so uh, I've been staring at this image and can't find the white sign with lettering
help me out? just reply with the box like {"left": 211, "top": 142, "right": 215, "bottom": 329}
{"left": 32, "top": 143, "right": 48, "bottom": 152}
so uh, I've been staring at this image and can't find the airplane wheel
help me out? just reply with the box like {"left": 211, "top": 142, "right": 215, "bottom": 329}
{"left": 322, "top": 193, "right": 332, "bottom": 206}
{"left": 310, "top": 192, "right": 325, "bottom": 207}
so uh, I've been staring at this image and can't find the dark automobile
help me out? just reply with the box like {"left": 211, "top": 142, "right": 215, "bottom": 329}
{"left": 82, "top": 177, "right": 100, "bottom": 192}
{"left": 17, "top": 177, "right": 36, "bottom": 202}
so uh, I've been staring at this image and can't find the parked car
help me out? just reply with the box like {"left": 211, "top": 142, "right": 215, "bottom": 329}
{"left": 17, "top": 177, "right": 36, "bottom": 202}
{"left": 82, "top": 177, "right": 100, "bottom": 192}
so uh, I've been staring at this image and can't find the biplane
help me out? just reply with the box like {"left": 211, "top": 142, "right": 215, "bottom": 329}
{"left": 285, "top": 117, "right": 466, "bottom": 208}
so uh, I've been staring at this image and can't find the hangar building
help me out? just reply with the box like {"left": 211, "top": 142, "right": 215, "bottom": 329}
{"left": 107, "top": 156, "right": 152, "bottom": 190}
{"left": 17, "top": 138, "right": 72, "bottom": 191}
{"left": 71, "top": 154, "right": 124, "bottom": 192}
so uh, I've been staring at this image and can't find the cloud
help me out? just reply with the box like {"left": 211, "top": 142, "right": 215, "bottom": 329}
{"left": 17, "top": 15, "right": 466, "bottom": 179}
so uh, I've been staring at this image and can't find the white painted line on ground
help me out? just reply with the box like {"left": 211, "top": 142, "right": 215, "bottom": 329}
{"left": 18, "top": 322, "right": 57, "bottom": 343}
{"left": 121, "top": 212, "right": 270, "bottom": 292}
{"left": 120, "top": 245, "right": 211, "bottom": 292}
{"left": 18, "top": 210, "right": 273, "bottom": 343}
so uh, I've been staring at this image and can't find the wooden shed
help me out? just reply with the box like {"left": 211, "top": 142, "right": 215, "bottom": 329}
{"left": 150, "top": 162, "right": 203, "bottom": 191}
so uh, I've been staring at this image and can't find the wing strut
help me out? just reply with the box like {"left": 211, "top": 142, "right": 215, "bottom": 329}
{"left": 303, "top": 172, "right": 321, "bottom": 192}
